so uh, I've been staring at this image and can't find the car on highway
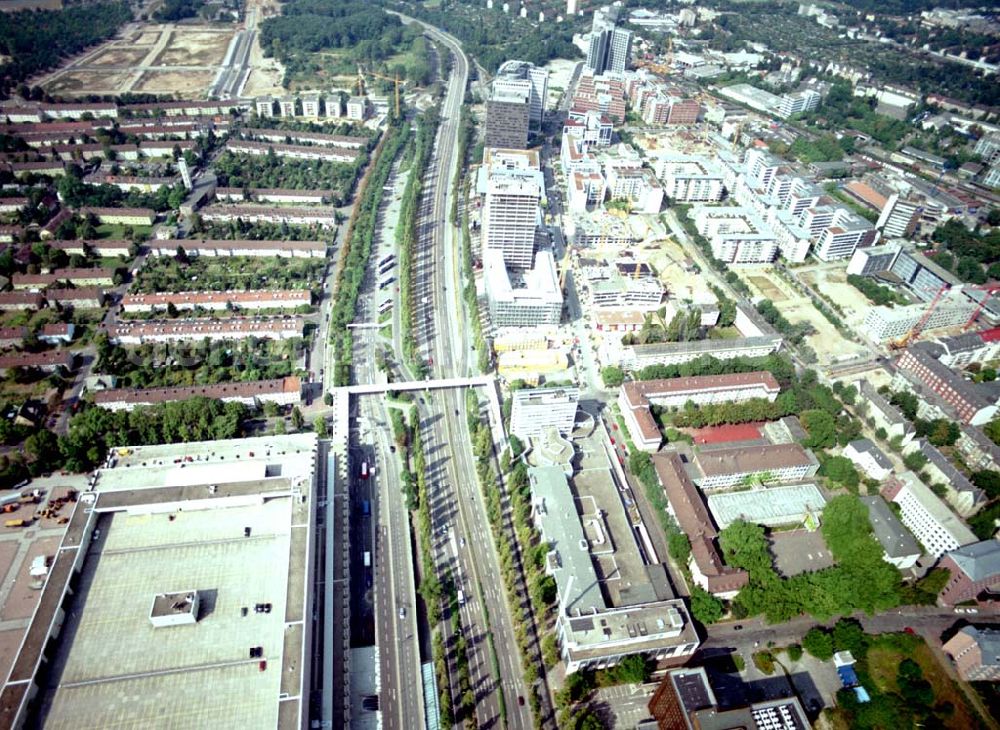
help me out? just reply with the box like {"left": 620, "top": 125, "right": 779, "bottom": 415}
{"left": 399, "top": 607, "right": 406, "bottom": 619}
{"left": 517, "top": 696, "right": 525, "bottom": 706}
{"left": 733, "top": 624, "right": 743, "bottom": 630}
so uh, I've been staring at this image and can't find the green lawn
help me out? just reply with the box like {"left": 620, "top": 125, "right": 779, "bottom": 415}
{"left": 95, "top": 224, "right": 152, "bottom": 240}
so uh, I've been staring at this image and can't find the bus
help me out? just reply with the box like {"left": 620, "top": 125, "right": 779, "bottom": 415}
{"left": 378, "top": 261, "right": 395, "bottom": 276}
{"left": 378, "top": 254, "right": 395, "bottom": 268}
{"left": 360, "top": 461, "right": 369, "bottom": 479}
{"left": 378, "top": 300, "right": 393, "bottom": 315}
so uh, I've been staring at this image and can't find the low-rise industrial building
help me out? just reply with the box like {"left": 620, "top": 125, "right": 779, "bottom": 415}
{"left": 529, "top": 465, "right": 700, "bottom": 672}
{"left": 0, "top": 433, "right": 318, "bottom": 729}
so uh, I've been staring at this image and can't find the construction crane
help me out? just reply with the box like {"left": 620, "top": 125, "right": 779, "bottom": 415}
{"left": 963, "top": 283, "right": 1000, "bottom": 330}
{"left": 888, "top": 284, "right": 949, "bottom": 351}
{"left": 356, "top": 66, "right": 402, "bottom": 118}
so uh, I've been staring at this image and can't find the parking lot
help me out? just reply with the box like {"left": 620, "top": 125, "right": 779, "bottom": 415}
{"left": 769, "top": 529, "right": 835, "bottom": 578}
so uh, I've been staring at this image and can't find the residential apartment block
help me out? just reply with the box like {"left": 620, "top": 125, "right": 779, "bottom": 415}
{"left": 944, "top": 627, "right": 1000, "bottom": 681}
{"left": 897, "top": 345, "right": 999, "bottom": 425}
{"left": 109, "top": 318, "right": 304, "bottom": 345}
{"left": 652, "top": 155, "right": 725, "bottom": 203}
{"left": 693, "top": 206, "right": 778, "bottom": 264}
{"left": 93, "top": 376, "right": 302, "bottom": 412}
{"left": 938, "top": 540, "right": 1000, "bottom": 606}
{"left": 122, "top": 290, "right": 311, "bottom": 313}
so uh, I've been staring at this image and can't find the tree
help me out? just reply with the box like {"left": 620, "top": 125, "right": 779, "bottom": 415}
{"left": 610, "top": 654, "right": 650, "bottom": 684}
{"left": 314, "top": 416, "right": 328, "bottom": 438}
{"left": 601, "top": 365, "right": 625, "bottom": 388}
{"left": 832, "top": 618, "right": 867, "bottom": 656}
{"left": 690, "top": 586, "right": 724, "bottom": 625}
{"left": 903, "top": 451, "right": 928, "bottom": 471}
{"left": 972, "top": 470, "right": 1000, "bottom": 499}
{"left": 801, "top": 409, "right": 837, "bottom": 449}
{"left": 802, "top": 627, "right": 834, "bottom": 660}
{"left": 983, "top": 418, "right": 1000, "bottom": 446}
{"left": 291, "top": 406, "right": 304, "bottom": 431}
{"left": 508, "top": 434, "right": 524, "bottom": 459}
{"left": 819, "top": 455, "right": 860, "bottom": 491}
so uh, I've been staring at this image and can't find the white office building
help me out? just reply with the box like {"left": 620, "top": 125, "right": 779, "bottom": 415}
{"left": 862, "top": 297, "right": 977, "bottom": 343}
{"left": 876, "top": 193, "right": 921, "bottom": 239}
{"left": 693, "top": 206, "right": 778, "bottom": 264}
{"left": 510, "top": 387, "right": 580, "bottom": 440}
{"left": 776, "top": 89, "right": 821, "bottom": 119}
{"left": 484, "top": 248, "right": 563, "bottom": 327}
{"left": 885, "top": 471, "right": 977, "bottom": 558}
{"left": 495, "top": 60, "right": 549, "bottom": 129}
{"left": 652, "top": 155, "right": 725, "bottom": 202}
{"left": 846, "top": 243, "right": 902, "bottom": 276}
{"left": 482, "top": 169, "right": 543, "bottom": 270}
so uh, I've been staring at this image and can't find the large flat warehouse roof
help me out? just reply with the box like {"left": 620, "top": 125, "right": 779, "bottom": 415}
{"left": 36, "top": 498, "right": 296, "bottom": 729}
{"left": 1, "top": 434, "right": 317, "bottom": 730}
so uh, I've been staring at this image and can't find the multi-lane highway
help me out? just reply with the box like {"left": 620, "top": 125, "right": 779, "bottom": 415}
{"left": 364, "top": 396, "right": 423, "bottom": 730}
{"left": 398, "top": 14, "right": 536, "bottom": 730}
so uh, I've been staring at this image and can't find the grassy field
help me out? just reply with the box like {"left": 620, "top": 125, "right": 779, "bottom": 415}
{"left": 830, "top": 632, "right": 989, "bottom": 730}
{"left": 95, "top": 224, "right": 152, "bottom": 240}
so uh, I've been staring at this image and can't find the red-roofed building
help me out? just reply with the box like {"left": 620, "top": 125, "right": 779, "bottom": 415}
{"left": 618, "top": 372, "right": 780, "bottom": 452}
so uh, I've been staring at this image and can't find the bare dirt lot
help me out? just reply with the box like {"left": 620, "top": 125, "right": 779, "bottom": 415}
{"left": 87, "top": 46, "right": 150, "bottom": 68}
{"left": 134, "top": 69, "right": 217, "bottom": 95}
{"left": 738, "top": 267, "right": 868, "bottom": 366}
{"left": 40, "top": 22, "right": 238, "bottom": 98}
{"left": 155, "top": 31, "right": 231, "bottom": 67}
{"left": 46, "top": 70, "right": 132, "bottom": 95}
